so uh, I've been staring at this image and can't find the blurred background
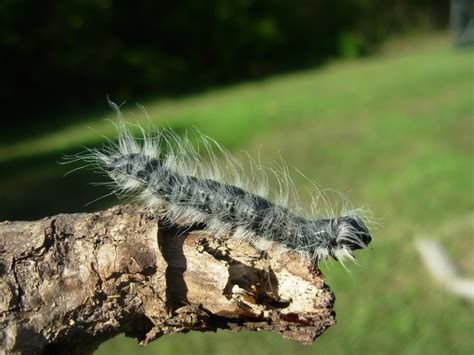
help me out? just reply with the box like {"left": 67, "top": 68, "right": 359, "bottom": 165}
{"left": 1, "top": 0, "right": 473, "bottom": 354}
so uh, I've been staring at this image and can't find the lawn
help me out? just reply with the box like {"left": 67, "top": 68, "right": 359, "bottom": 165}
{"left": 1, "top": 32, "right": 473, "bottom": 354}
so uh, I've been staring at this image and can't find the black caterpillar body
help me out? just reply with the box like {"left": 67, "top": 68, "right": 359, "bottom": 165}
{"left": 80, "top": 123, "right": 372, "bottom": 264}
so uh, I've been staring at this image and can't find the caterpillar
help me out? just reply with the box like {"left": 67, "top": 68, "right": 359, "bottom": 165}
{"left": 76, "top": 110, "right": 372, "bottom": 265}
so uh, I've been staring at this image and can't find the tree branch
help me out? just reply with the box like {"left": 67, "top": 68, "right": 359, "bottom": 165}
{"left": 0, "top": 204, "right": 335, "bottom": 354}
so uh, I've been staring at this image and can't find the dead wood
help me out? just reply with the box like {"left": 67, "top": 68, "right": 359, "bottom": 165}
{"left": 0, "top": 204, "right": 335, "bottom": 354}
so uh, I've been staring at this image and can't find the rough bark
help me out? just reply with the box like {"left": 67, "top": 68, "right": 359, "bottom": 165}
{"left": 0, "top": 204, "right": 335, "bottom": 354}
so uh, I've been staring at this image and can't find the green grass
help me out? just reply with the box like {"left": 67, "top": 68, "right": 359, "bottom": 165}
{"left": 1, "top": 32, "right": 473, "bottom": 354}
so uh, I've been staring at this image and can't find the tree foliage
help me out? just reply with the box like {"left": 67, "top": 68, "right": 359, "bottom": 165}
{"left": 0, "top": 0, "right": 448, "bottom": 122}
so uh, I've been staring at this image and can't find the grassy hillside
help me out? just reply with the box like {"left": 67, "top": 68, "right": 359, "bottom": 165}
{"left": 1, "top": 33, "right": 472, "bottom": 354}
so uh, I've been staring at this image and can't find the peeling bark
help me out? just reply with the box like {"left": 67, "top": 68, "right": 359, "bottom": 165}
{"left": 0, "top": 204, "right": 335, "bottom": 354}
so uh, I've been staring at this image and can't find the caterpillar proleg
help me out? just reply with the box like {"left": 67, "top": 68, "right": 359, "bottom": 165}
{"left": 78, "top": 114, "right": 372, "bottom": 265}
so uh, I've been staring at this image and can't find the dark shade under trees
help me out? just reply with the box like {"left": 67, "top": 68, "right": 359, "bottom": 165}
{"left": 0, "top": 0, "right": 449, "bottom": 125}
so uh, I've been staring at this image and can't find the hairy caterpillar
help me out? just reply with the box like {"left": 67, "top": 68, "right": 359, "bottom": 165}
{"left": 76, "top": 112, "right": 372, "bottom": 265}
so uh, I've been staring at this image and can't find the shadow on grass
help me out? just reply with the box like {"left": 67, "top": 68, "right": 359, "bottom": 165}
{"left": 0, "top": 104, "right": 114, "bottom": 148}
{"left": 0, "top": 121, "right": 197, "bottom": 221}
{"left": 0, "top": 148, "right": 114, "bottom": 221}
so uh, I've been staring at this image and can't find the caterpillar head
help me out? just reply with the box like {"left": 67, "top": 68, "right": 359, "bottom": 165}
{"left": 330, "top": 214, "right": 372, "bottom": 261}
{"left": 300, "top": 214, "right": 371, "bottom": 263}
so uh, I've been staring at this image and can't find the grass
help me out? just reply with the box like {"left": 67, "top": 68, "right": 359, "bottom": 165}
{"left": 1, "top": 32, "right": 473, "bottom": 354}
